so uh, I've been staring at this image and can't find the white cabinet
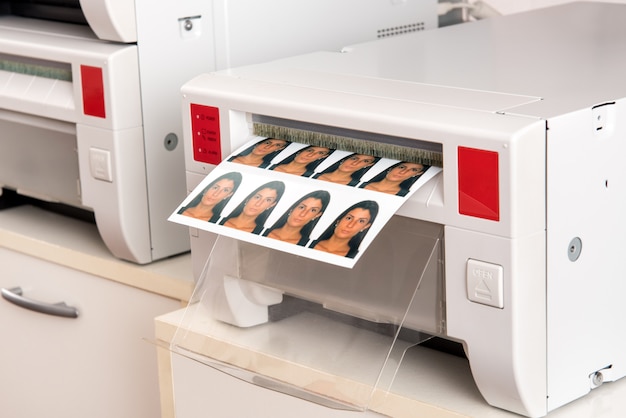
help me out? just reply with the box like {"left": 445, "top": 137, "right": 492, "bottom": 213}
{"left": 155, "top": 308, "right": 463, "bottom": 418}
{"left": 170, "top": 352, "right": 384, "bottom": 418}
{"left": 0, "top": 206, "right": 193, "bottom": 418}
{"left": 157, "top": 304, "right": 626, "bottom": 418}
{"left": 0, "top": 246, "right": 181, "bottom": 418}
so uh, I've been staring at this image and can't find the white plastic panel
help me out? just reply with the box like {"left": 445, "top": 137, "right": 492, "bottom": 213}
{"left": 132, "top": 0, "right": 218, "bottom": 261}
{"left": 546, "top": 101, "right": 626, "bottom": 411}
{"left": 77, "top": 124, "right": 152, "bottom": 264}
{"left": 212, "top": 0, "right": 438, "bottom": 70}
{"left": 79, "top": 0, "right": 137, "bottom": 42}
{"left": 445, "top": 226, "right": 547, "bottom": 417}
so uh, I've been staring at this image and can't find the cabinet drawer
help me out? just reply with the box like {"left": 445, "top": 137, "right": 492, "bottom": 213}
{"left": 0, "top": 247, "right": 179, "bottom": 418}
{"left": 170, "top": 352, "right": 385, "bottom": 418}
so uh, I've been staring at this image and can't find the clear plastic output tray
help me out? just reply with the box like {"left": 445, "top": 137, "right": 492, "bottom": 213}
{"left": 169, "top": 215, "right": 444, "bottom": 412}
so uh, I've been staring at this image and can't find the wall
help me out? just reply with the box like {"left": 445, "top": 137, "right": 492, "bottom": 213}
{"left": 486, "top": 0, "right": 626, "bottom": 15}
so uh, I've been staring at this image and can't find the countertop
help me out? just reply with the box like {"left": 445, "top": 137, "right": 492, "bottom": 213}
{"left": 0, "top": 205, "right": 194, "bottom": 301}
{"left": 156, "top": 304, "right": 626, "bottom": 418}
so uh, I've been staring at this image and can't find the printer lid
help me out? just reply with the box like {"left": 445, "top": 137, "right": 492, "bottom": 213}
{"left": 220, "top": 2, "right": 626, "bottom": 120}
{"left": 1, "top": 0, "right": 87, "bottom": 25}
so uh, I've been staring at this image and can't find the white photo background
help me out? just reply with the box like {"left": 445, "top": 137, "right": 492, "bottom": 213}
{"left": 170, "top": 137, "right": 441, "bottom": 268}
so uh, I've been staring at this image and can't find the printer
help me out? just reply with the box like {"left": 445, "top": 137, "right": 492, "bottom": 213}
{"left": 178, "top": 2, "right": 626, "bottom": 416}
{"left": 0, "top": 0, "right": 437, "bottom": 264}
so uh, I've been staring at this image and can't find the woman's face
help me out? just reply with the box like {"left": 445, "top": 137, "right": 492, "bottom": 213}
{"left": 334, "top": 208, "right": 372, "bottom": 239}
{"left": 286, "top": 197, "right": 323, "bottom": 228}
{"left": 242, "top": 188, "right": 278, "bottom": 217}
{"left": 386, "top": 162, "right": 424, "bottom": 182}
{"left": 201, "top": 179, "right": 235, "bottom": 206}
{"left": 251, "top": 139, "right": 288, "bottom": 156}
{"left": 293, "top": 147, "right": 331, "bottom": 164}
{"left": 338, "top": 154, "right": 376, "bottom": 173}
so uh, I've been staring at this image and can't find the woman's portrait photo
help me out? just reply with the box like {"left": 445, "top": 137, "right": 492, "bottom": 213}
{"left": 263, "top": 190, "right": 331, "bottom": 246}
{"left": 228, "top": 137, "right": 290, "bottom": 168}
{"left": 177, "top": 172, "right": 242, "bottom": 223}
{"left": 168, "top": 135, "right": 440, "bottom": 268}
{"left": 313, "top": 153, "right": 379, "bottom": 186}
{"left": 219, "top": 180, "right": 285, "bottom": 234}
{"left": 359, "top": 161, "right": 427, "bottom": 196}
{"left": 309, "top": 200, "right": 379, "bottom": 259}
{"left": 269, "top": 145, "right": 333, "bottom": 177}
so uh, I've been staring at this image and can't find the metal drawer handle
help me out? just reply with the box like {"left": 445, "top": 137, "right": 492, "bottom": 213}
{"left": 1, "top": 287, "right": 79, "bottom": 318}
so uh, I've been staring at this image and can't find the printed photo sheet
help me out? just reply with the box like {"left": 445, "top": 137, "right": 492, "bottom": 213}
{"left": 169, "top": 136, "right": 442, "bottom": 268}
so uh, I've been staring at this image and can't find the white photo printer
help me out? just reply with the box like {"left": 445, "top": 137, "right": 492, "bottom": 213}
{"left": 0, "top": 0, "right": 437, "bottom": 264}
{"left": 179, "top": 2, "right": 626, "bottom": 416}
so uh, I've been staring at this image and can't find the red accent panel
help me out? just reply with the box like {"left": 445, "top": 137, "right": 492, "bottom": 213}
{"left": 190, "top": 104, "right": 222, "bottom": 164}
{"left": 458, "top": 146, "right": 500, "bottom": 221}
{"left": 80, "top": 65, "right": 106, "bottom": 118}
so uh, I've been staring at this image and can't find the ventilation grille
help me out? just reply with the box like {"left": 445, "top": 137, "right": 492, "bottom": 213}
{"left": 377, "top": 22, "right": 426, "bottom": 38}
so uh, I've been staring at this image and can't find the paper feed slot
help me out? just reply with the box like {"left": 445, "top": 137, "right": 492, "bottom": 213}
{"left": 168, "top": 215, "right": 444, "bottom": 411}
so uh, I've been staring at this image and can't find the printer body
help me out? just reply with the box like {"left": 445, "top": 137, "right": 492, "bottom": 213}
{"left": 0, "top": 0, "right": 437, "bottom": 263}
{"left": 180, "top": 2, "right": 626, "bottom": 416}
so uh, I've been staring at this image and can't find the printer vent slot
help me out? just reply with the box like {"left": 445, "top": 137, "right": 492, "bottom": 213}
{"left": 377, "top": 22, "right": 426, "bottom": 38}
{"left": 253, "top": 114, "right": 443, "bottom": 167}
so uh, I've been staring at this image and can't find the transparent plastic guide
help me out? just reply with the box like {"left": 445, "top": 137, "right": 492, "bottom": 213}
{"left": 170, "top": 215, "right": 444, "bottom": 412}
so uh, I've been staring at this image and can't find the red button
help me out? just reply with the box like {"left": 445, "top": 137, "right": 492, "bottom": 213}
{"left": 190, "top": 104, "right": 221, "bottom": 165}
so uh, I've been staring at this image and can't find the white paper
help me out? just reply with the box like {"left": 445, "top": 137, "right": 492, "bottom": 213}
{"left": 170, "top": 136, "right": 441, "bottom": 268}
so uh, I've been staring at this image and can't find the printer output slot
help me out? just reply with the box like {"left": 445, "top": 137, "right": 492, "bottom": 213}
{"left": 0, "top": 52, "right": 72, "bottom": 81}
{"left": 252, "top": 114, "right": 443, "bottom": 167}
{"left": 0, "top": 109, "right": 80, "bottom": 207}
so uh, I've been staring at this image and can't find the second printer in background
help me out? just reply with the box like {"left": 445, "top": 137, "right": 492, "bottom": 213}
{"left": 0, "top": 0, "right": 438, "bottom": 264}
